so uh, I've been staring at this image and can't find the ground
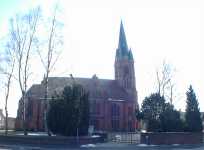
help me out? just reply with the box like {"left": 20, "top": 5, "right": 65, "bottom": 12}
{"left": 0, "top": 143, "right": 204, "bottom": 150}
{"left": 0, "top": 131, "right": 203, "bottom": 150}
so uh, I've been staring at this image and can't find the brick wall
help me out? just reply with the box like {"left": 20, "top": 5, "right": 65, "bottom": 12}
{"left": 0, "top": 135, "right": 105, "bottom": 146}
{"left": 16, "top": 98, "right": 137, "bottom": 132}
{"left": 141, "top": 132, "right": 203, "bottom": 145}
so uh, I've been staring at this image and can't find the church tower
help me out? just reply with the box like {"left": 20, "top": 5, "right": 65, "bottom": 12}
{"left": 115, "top": 21, "right": 138, "bottom": 106}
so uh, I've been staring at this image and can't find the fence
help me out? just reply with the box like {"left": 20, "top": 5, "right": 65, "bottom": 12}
{"left": 108, "top": 132, "right": 140, "bottom": 144}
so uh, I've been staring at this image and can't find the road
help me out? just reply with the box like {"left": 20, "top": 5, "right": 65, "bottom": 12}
{"left": 0, "top": 143, "right": 204, "bottom": 150}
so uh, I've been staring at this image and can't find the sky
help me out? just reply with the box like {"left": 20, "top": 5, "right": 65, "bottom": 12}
{"left": 0, "top": 0, "right": 204, "bottom": 117}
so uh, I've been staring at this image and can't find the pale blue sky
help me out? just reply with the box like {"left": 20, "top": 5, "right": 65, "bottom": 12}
{"left": 0, "top": 0, "right": 23, "bottom": 21}
{"left": 0, "top": 0, "right": 204, "bottom": 117}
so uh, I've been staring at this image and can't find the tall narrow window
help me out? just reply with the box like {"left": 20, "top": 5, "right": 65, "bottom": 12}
{"left": 128, "top": 107, "right": 132, "bottom": 116}
{"left": 111, "top": 103, "right": 120, "bottom": 117}
{"left": 128, "top": 120, "right": 132, "bottom": 131}
{"left": 96, "top": 103, "right": 100, "bottom": 115}
{"left": 27, "top": 99, "right": 33, "bottom": 120}
{"left": 111, "top": 119, "right": 119, "bottom": 131}
{"left": 94, "top": 119, "right": 99, "bottom": 130}
{"left": 111, "top": 103, "right": 120, "bottom": 131}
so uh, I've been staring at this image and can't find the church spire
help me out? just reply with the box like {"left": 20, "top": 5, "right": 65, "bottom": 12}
{"left": 114, "top": 20, "right": 138, "bottom": 107}
{"left": 128, "top": 49, "right": 134, "bottom": 60}
{"left": 118, "top": 20, "right": 128, "bottom": 56}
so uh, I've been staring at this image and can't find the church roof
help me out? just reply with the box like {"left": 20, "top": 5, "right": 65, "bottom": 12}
{"left": 26, "top": 77, "right": 134, "bottom": 101}
{"left": 118, "top": 21, "right": 128, "bottom": 55}
{"left": 116, "top": 21, "right": 134, "bottom": 61}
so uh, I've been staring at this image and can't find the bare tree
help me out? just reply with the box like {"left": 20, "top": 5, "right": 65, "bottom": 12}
{"left": 37, "top": 4, "right": 63, "bottom": 135}
{"left": 168, "top": 80, "right": 174, "bottom": 105}
{"left": 8, "top": 7, "right": 40, "bottom": 135}
{"left": 0, "top": 42, "right": 16, "bottom": 135}
{"left": 156, "top": 61, "right": 175, "bottom": 103}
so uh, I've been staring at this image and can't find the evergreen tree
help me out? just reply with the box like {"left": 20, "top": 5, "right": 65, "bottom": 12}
{"left": 47, "top": 84, "right": 89, "bottom": 136}
{"left": 160, "top": 103, "right": 184, "bottom": 132}
{"left": 185, "top": 85, "right": 203, "bottom": 132}
{"left": 141, "top": 93, "right": 166, "bottom": 132}
{"left": 141, "top": 93, "right": 184, "bottom": 132}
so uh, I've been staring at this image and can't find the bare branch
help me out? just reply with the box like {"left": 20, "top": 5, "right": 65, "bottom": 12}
{"left": 7, "top": 7, "right": 41, "bottom": 135}
{"left": 37, "top": 49, "right": 46, "bottom": 68}
{"left": 49, "top": 50, "right": 62, "bottom": 71}
{"left": 0, "top": 38, "right": 16, "bottom": 136}
{"left": 156, "top": 60, "right": 176, "bottom": 104}
{"left": 37, "top": 3, "right": 63, "bottom": 136}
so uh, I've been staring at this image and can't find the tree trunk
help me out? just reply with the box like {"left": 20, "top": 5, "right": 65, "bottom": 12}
{"left": 44, "top": 77, "right": 51, "bottom": 136}
{"left": 23, "top": 93, "right": 27, "bottom": 136}
{"left": 5, "top": 106, "right": 8, "bottom": 135}
{"left": 4, "top": 73, "right": 12, "bottom": 136}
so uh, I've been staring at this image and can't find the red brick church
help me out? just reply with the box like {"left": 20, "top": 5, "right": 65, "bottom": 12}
{"left": 15, "top": 21, "right": 139, "bottom": 132}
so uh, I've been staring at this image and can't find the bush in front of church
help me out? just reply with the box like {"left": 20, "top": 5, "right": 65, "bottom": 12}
{"left": 47, "top": 84, "right": 90, "bottom": 136}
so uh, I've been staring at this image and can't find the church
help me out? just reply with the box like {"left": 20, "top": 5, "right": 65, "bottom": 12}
{"left": 15, "top": 21, "right": 139, "bottom": 132}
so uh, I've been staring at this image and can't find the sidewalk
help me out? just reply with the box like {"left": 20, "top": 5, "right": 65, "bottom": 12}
{"left": 2, "top": 142, "right": 204, "bottom": 150}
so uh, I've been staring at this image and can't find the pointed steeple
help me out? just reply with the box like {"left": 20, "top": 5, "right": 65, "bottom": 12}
{"left": 118, "top": 20, "right": 128, "bottom": 56}
{"left": 114, "top": 20, "right": 138, "bottom": 110}
{"left": 128, "top": 49, "right": 134, "bottom": 60}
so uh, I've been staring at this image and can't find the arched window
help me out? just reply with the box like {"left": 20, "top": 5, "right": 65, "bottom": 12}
{"left": 111, "top": 103, "right": 120, "bottom": 117}
{"left": 111, "top": 119, "right": 119, "bottom": 131}
{"left": 128, "top": 120, "right": 133, "bottom": 131}
{"left": 90, "top": 101, "right": 100, "bottom": 115}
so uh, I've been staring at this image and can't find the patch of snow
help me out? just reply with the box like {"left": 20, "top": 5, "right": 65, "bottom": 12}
{"left": 80, "top": 144, "right": 96, "bottom": 148}
{"left": 28, "top": 133, "right": 47, "bottom": 136}
{"left": 138, "top": 144, "right": 148, "bottom": 147}
{"left": 172, "top": 144, "right": 180, "bottom": 146}
{"left": 91, "top": 135, "right": 100, "bottom": 138}
{"left": 138, "top": 144, "right": 156, "bottom": 147}
{"left": 115, "top": 135, "right": 121, "bottom": 142}
{"left": 141, "top": 130, "right": 147, "bottom": 133}
{"left": 16, "top": 132, "right": 48, "bottom": 136}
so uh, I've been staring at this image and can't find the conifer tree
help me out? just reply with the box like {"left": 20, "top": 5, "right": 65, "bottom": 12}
{"left": 141, "top": 93, "right": 184, "bottom": 132}
{"left": 185, "top": 85, "right": 203, "bottom": 132}
{"left": 47, "top": 84, "right": 89, "bottom": 136}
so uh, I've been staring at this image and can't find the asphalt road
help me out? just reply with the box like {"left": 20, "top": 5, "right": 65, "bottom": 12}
{"left": 0, "top": 143, "right": 204, "bottom": 150}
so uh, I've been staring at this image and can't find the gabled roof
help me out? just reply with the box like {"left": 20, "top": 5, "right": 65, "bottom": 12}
{"left": 26, "top": 77, "right": 134, "bottom": 101}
